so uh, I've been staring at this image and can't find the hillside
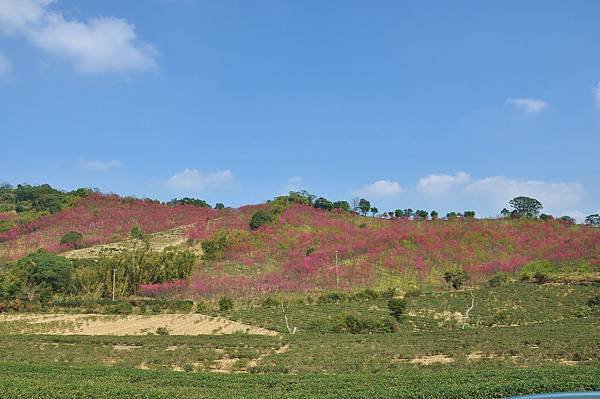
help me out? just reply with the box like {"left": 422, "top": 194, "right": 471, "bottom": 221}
{"left": 2, "top": 191, "right": 598, "bottom": 298}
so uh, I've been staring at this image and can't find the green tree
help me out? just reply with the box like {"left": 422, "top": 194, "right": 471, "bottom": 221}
{"left": 288, "top": 190, "right": 315, "bottom": 206}
{"left": 415, "top": 210, "right": 428, "bottom": 220}
{"left": 463, "top": 210, "right": 476, "bottom": 218}
{"left": 219, "top": 296, "right": 234, "bottom": 311}
{"left": 430, "top": 210, "right": 439, "bottom": 220}
{"left": 314, "top": 197, "right": 334, "bottom": 211}
{"left": 332, "top": 201, "right": 350, "bottom": 211}
{"left": 60, "top": 231, "right": 84, "bottom": 249}
{"left": 539, "top": 213, "right": 552, "bottom": 221}
{"left": 509, "top": 196, "right": 543, "bottom": 218}
{"left": 214, "top": 203, "right": 225, "bottom": 209}
{"left": 130, "top": 226, "right": 147, "bottom": 240}
{"left": 443, "top": 268, "right": 470, "bottom": 290}
{"left": 558, "top": 216, "right": 575, "bottom": 224}
{"left": 370, "top": 207, "right": 378, "bottom": 217}
{"left": 585, "top": 214, "right": 600, "bottom": 227}
{"left": 500, "top": 208, "right": 510, "bottom": 218}
{"left": 249, "top": 209, "right": 276, "bottom": 230}
{"left": 167, "top": 197, "right": 211, "bottom": 207}
{"left": 13, "top": 249, "right": 74, "bottom": 300}
{"left": 357, "top": 199, "right": 371, "bottom": 216}
{"left": 387, "top": 298, "right": 406, "bottom": 321}
{"left": 201, "top": 230, "right": 229, "bottom": 261}
{"left": 394, "top": 209, "right": 404, "bottom": 218}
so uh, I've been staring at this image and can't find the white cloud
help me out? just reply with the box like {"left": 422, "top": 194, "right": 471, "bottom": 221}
{"left": 80, "top": 159, "right": 122, "bottom": 172}
{"left": 417, "top": 172, "right": 471, "bottom": 197}
{"left": 0, "top": 53, "right": 11, "bottom": 81}
{"left": 0, "top": 0, "right": 156, "bottom": 74}
{"left": 594, "top": 82, "right": 600, "bottom": 110}
{"left": 167, "top": 169, "right": 234, "bottom": 192}
{"left": 354, "top": 180, "right": 404, "bottom": 198}
{"left": 505, "top": 98, "right": 549, "bottom": 114}
{"left": 465, "top": 176, "right": 584, "bottom": 212}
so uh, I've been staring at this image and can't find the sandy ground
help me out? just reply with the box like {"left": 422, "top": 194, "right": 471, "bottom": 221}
{"left": 63, "top": 224, "right": 202, "bottom": 259}
{"left": 0, "top": 313, "right": 277, "bottom": 336}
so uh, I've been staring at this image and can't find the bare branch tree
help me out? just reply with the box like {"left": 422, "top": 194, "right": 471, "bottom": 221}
{"left": 462, "top": 290, "right": 475, "bottom": 330}
{"left": 280, "top": 297, "right": 297, "bottom": 335}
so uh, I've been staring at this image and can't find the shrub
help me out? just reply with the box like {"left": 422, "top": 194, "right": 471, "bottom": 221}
{"left": 353, "top": 289, "right": 379, "bottom": 301}
{"left": 249, "top": 210, "right": 277, "bottom": 230}
{"left": 486, "top": 272, "right": 509, "bottom": 288}
{"left": 520, "top": 260, "right": 555, "bottom": 281}
{"left": 388, "top": 298, "right": 406, "bottom": 321}
{"left": 167, "top": 300, "right": 193, "bottom": 313}
{"left": 404, "top": 287, "right": 421, "bottom": 298}
{"left": 443, "top": 268, "right": 470, "bottom": 290}
{"left": 533, "top": 271, "right": 548, "bottom": 284}
{"left": 9, "top": 299, "right": 23, "bottom": 312}
{"left": 130, "top": 226, "right": 147, "bottom": 240}
{"left": 156, "top": 326, "right": 170, "bottom": 336}
{"left": 201, "top": 231, "right": 229, "bottom": 261}
{"left": 151, "top": 304, "right": 162, "bottom": 314}
{"left": 262, "top": 297, "right": 280, "bottom": 307}
{"left": 195, "top": 300, "right": 208, "bottom": 313}
{"left": 60, "top": 231, "right": 84, "bottom": 249}
{"left": 219, "top": 296, "right": 234, "bottom": 311}
{"left": 318, "top": 292, "right": 347, "bottom": 304}
{"left": 380, "top": 287, "right": 397, "bottom": 298}
{"left": 105, "top": 301, "right": 133, "bottom": 314}
{"left": 342, "top": 313, "right": 396, "bottom": 334}
{"left": 588, "top": 295, "right": 600, "bottom": 317}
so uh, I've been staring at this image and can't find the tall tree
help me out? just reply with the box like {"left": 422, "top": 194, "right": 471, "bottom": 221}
{"left": 585, "top": 214, "right": 600, "bottom": 227}
{"left": 357, "top": 199, "right": 371, "bottom": 216}
{"left": 509, "top": 196, "right": 543, "bottom": 218}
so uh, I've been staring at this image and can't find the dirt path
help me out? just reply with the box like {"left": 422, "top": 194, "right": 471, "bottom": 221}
{"left": 0, "top": 313, "right": 277, "bottom": 336}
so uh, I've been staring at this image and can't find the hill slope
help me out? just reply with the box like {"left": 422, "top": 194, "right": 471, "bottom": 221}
{"left": 2, "top": 194, "right": 599, "bottom": 297}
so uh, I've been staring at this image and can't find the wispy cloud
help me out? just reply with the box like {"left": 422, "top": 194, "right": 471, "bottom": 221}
{"left": 417, "top": 172, "right": 471, "bottom": 197}
{"left": 354, "top": 180, "right": 404, "bottom": 198}
{"left": 0, "top": 0, "right": 157, "bottom": 74}
{"left": 80, "top": 159, "right": 122, "bottom": 172}
{"left": 594, "top": 82, "right": 600, "bottom": 110}
{"left": 505, "top": 97, "right": 549, "bottom": 114}
{"left": 167, "top": 169, "right": 234, "bottom": 192}
{"left": 0, "top": 52, "right": 11, "bottom": 81}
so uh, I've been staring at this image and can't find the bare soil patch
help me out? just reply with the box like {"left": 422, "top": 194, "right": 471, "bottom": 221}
{"left": 410, "top": 354, "right": 454, "bottom": 365}
{"left": 0, "top": 313, "right": 277, "bottom": 336}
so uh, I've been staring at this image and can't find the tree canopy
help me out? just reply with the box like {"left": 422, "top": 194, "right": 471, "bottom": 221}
{"left": 509, "top": 196, "right": 543, "bottom": 218}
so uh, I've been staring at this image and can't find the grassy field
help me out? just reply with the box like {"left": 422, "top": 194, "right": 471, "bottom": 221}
{"left": 0, "top": 282, "right": 598, "bottom": 398}
{"left": 1, "top": 362, "right": 599, "bottom": 399}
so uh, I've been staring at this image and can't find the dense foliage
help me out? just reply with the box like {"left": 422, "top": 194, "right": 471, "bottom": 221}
{"left": 0, "top": 184, "right": 89, "bottom": 235}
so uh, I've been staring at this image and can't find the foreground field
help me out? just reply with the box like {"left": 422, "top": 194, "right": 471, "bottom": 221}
{"left": 0, "top": 283, "right": 598, "bottom": 398}
{"left": 1, "top": 362, "right": 599, "bottom": 399}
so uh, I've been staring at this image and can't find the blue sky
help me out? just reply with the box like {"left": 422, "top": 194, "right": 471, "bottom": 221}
{"left": 0, "top": 0, "right": 599, "bottom": 220}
